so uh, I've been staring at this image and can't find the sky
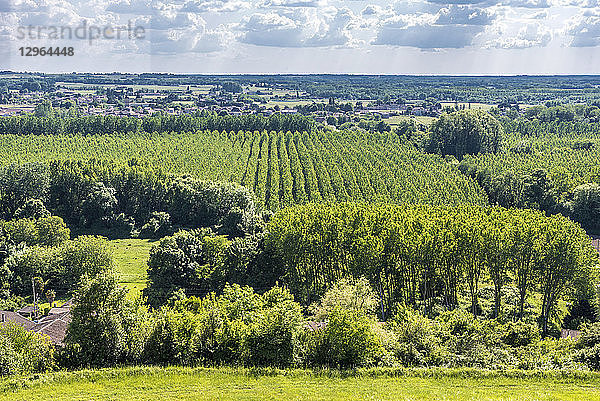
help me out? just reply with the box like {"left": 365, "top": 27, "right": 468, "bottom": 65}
{"left": 0, "top": 0, "right": 599, "bottom": 74}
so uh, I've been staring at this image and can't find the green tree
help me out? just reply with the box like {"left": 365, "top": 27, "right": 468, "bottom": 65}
{"left": 63, "top": 271, "right": 150, "bottom": 367}
{"left": 427, "top": 110, "right": 503, "bottom": 159}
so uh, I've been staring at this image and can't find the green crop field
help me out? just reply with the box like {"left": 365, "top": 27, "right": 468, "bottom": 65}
{"left": 0, "top": 130, "right": 488, "bottom": 210}
{"left": 2, "top": 367, "right": 600, "bottom": 401}
{"left": 111, "top": 239, "right": 154, "bottom": 297}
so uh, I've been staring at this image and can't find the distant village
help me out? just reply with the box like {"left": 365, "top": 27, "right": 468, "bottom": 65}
{"left": 0, "top": 82, "right": 447, "bottom": 125}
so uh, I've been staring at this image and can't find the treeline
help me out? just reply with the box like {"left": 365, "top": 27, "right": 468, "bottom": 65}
{"left": 144, "top": 202, "right": 599, "bottom": 337}
{"left": 0, "top": 161, "right": 263, "bottom": 238}
{"left": 0, "top": 112, "right": 315, "bottom": 136}
{"left": 267, "top": 203, "right": 598, "bottom": 335}
{"left": 0, "top": 130, "right": 488, "bottom": 214}
{"left": 0, "top": 215, "right": 114, "bottom": 305}
{"left": 13, "top": 274, "right": 600, "bottom": 375}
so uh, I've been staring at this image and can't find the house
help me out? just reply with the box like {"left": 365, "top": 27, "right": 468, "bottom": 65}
{"left": 48, "top": 307, "right": 70, "bottom": 315}
{"left": 2, "top": 299, "right": 73, "bottom": 345}
{"left": 17, "top": 305, "right": 39, "bottom": 320}
{"left": 560, "top": 329, "right": 581, "bottom": 340}
{"left": 0, "top": 310, "right": 36, "bottom": 330}
{"left": 31, "top": 312, "right": 71, "bottom": 345}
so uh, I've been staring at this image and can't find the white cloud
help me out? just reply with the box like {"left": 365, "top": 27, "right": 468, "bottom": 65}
{"left": 258, "top": 0, "right": 327, "bottom": 7}
{"left": 181, "top": 0, "right": 250, "bottom": 13}
{"left": 372, "top": 5, "right": 495, "bottom": 49}
{"left": 566, "top": 11, "right": 600, "bottom": 46}
{"left": 238, "top": 7, "right": 356, "bottom": 47}
{"left": 488, "top": 21, "right": 552, "bottom": 48}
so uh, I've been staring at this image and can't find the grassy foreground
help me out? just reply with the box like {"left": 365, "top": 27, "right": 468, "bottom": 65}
{"left": 2, "top": 367, "right": 600, "bottom": 401}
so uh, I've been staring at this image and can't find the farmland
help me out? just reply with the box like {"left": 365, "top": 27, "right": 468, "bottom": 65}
{"left": 2, "top": 367, "right": 600, "bottom": 401}
{"left": 0, "top": 130, "right": 487, "bottom": 209}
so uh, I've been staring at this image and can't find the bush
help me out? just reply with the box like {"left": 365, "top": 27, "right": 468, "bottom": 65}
{"left": 144, "top": 308, "right": 203, "bottom": 366}
{"left": 574, "top": 344, "right": 600, "bottom": 370}
{"left": 0, "top": 336, "right": 22, "bottom": 376}
{"left": 244, "top": 286, "right": 303, "bottom": 367}
{"left": 143, "top": 229, "right": 229, "bottom": 308}
{"left": 387, "top": 307, "right": 441, "bottom": 366}
{"left": 0, "top": 322, "right": 54, "bottom": 376}
{"left": 501, "top": 321, "right": 540, "bottom": 347}
{"left": 63, "top": 271, "right": 150, "bottom": 368}
{"left": 15, "top": 199, "right": 50, "bottom": 220}
{"left": 139, "top": 212, "right": 172, "bottom": 239}
{"left": 309, "top": 277, "right": 380, "bottom": 321}
{"left": 566, "top": 183, "right": 600, "bottom": 231}
{"left": 302, "top": 307, "right": 383, "bottom": 368}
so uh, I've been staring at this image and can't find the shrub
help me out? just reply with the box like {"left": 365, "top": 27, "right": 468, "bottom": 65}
{"left": 0, "top": 322, "right": 54, "bottom": 376}
{"left": 501, "top": 321, "right": 540, "bottom": 347}
{"left": 143, "top": 229, "right": 229, "bottom": 308}
{"left": 579, "top": 322, "right": 600, "bottom": 348}
{"left": 244, "top": 286, "right": 303, "bottom": 367}
{"left": 302, "top": 307, "right": 383, "bottom": 368}
{"left": 15, "top": 199, "right": 50, "bottom": 219}
{"left": 309, "top": 277, "right": 380, "bottom": 320}
{"left": 574, "top": 344, "right": 600, "bottom": 370}
{"left": 139, "top": 212, "right": 172, "bottom": 239}
{"left": 144, "top": 308, "right": 202, "bottom": 366}
{"left": 387, "top": 307, "right": 441, "bottom": 366}
{"left": 63, "top": 271, "right": 150, "bottom": 368}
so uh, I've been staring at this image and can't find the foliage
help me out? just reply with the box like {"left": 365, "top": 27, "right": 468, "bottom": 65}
{"left": 300, "top": 307, "right": 383, "bottom": 368}
{"left": 0, "top": 322, "right": 54, "bottom": 376}
{"left": 566, "top": 183, "right": 600, "bottom": 232}
{"left": 309, "top": 277, "right": 380, "bottom": 320}
{"left": 427, "top": 110, "right": 503, "bottom": 159}
{"left": 145, "top": 284, "right": 303, "bottom": 367}
{"left": 62, "top": 271, "right": 151, "bottom": 368}
{"left": 267, "top": 202, "right": 599, "bottom": 333}
{"left": 143, "top": 229, "right": 230, "bottom": 308}
{"left": 0, "top": 130, "right": 487, "bottom": 218}
{"left": 4, "top": 234, "right": 112, "bottom": 298}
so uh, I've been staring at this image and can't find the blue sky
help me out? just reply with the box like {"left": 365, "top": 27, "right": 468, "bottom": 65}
{"left": 0, "top": 0, "right": 599, "bottom": 73}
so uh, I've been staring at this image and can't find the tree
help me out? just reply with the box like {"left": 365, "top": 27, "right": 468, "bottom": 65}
{"left": 15, "top": 199, "right": 50, "bottom": 220}
{"left": 427, "top": 110, "right": 503, "bottom": 159}
{"left": 143, "top": 229, "right": 229, "bottom": 308}
{"left": 81, "top": 182, "right": 118, "bottom": 226}
{"left": 63, "top": 271, "right": 150, "bottom": 367}
{"left": 309, "top": 277, "right": 379, "bottom": 320}
{"left": 567, "top": 183, "right": 600, "bottom": 232}
{"left": 0, "top": 163, "right": 50, "bottom": 219}
{"left": 34, "top": 100, "right": 53, "bottom": 117}
{"left": 45, "top": 289, "right": 56, "bottom": 307}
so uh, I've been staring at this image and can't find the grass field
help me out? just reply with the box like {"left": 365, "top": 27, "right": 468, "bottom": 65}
{"left": 110, "top": 239, "right": 154, "bottom": 297}
{"left": 2, "top": 367, "right": 600, "bottom": 401}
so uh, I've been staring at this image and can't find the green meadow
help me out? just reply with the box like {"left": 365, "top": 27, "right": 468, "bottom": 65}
{"left": 111, "top": 239, "right": 155, "bottom": 297}
{"left": 2, "top": 367, "right": 600, "bottom": 401}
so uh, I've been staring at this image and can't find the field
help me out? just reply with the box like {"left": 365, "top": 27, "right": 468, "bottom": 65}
{"left": 0, "top": 131, "right": 488, "bottom": 209}
{"left": 461, "top": 121, "right": 600, "bottom": 198}
{"left": 111, "top": 239, "right": 154, "bottom": 297}
{"left": 2, "top": 367, "right": 600, "bottom": 401}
